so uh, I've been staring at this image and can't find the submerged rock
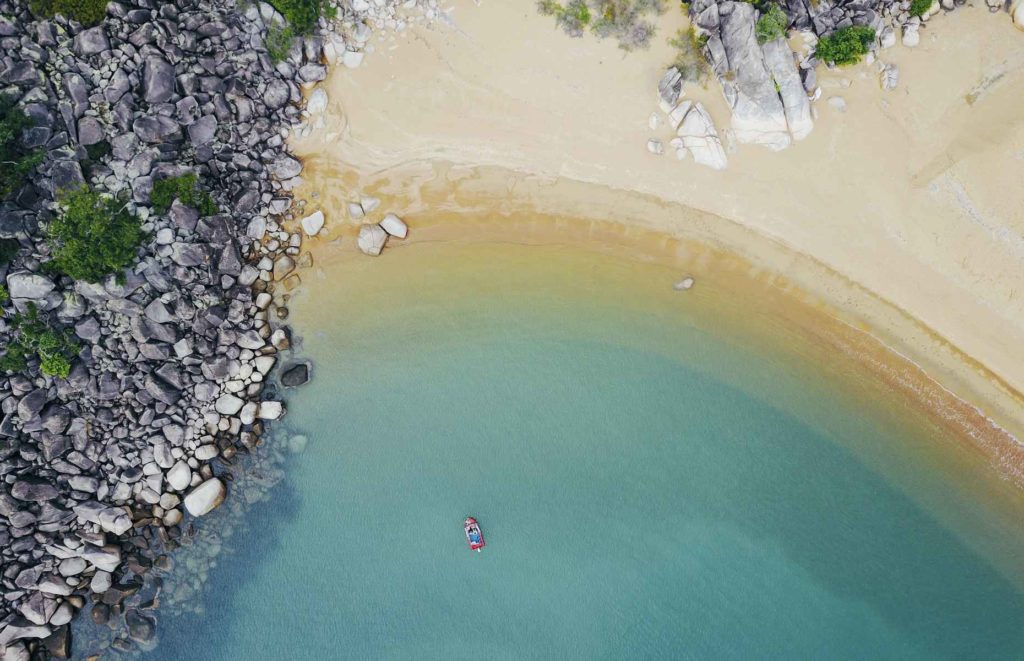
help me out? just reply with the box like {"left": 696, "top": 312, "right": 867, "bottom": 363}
{"left": 281, "top": 362, "right": 310, "bottom": 387}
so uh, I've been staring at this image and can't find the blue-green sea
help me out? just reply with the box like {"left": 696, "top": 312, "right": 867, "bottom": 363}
{"left": 143, "top": 240, "right": 1024, "bottom": 660}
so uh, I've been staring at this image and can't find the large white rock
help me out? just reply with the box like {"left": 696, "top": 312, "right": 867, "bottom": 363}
{"left": 184, "top": 478, "right": 226, "bottom": 517}
{"left": 677, "top": 102, "right": 729, "bottom": 170}
{"left": 761, "top": 39, "right": 813, "bottom": 142}
{"left": 379, "top": 213, "right": 408, "bottom": 239}
{"left": 343, "top": 50, "right": 364, "bottom": 69}
{"left": 215, "top": 393, "right": 245, "bottom": 415}
{"left": 716, "top": 3, "right": 791, "bottom": 150}
{"left": 902, "top": 25, "right": 920, "bottom": 47}
{"left": 307, "top": 88, "right": 328, "bottom": 114}
{"left": 7, "top": 273, "right": 55, "bottom": 300}
{"left": 357, "top": 224, "right": 388, "bottom": 256}
{"left": 258, "top": 400, "right": 284, "bottom": 420}
{"left": 167, "top": 460, "right": 192, "bottom": 491}
{"left": 300, "top": 210, "right": 325, "bottom": 237}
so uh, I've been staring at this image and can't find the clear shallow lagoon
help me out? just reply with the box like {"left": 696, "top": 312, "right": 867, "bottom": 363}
{"left": 145, "top": 240, "right": 1024, "bottom": 660}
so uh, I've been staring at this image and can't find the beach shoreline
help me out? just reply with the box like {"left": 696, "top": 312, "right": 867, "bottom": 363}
{"left": 287, "top": 0, "right": 1024, "bottom": 483}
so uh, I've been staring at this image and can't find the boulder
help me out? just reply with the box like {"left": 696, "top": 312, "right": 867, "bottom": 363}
{"left": 307, "top": 88, "right": 328, "bottom": 114}
{"left": 73, "top": 26, "right": 109, "bottom": 56}
{"left": 187, "top": 115, "right": 218, "bottom": 146}
{"left": 7, "top": 272, "right": 55, "bottom": 300}
{"left": 281, "top": 362, "right": 310, "bottom": 387}
{"left": 657, "top": 67, "right": 684, "bottom": 112}
{"left": 676, "top": 102, "right": 728, "bottom": 170}
{"left": 257, "top": 401, "right": 284, "bottom": 420}
{"left": 357, "top": 224, "right": 388, "bottom": 256}
{"left": 880, "top": 64, "right": 899, "bottom": 91}
{"left": 1015, "top": 0, "right": 1024, "bottom": 31}
{"left": 379, "top": 213, "right": 408, "bottom": 239}
{"left": 300, "top": 210, "right": 324, "bottom": 237}
{"left": 77, "top": 117, "right": 105, "bottom": 146}
{"left": 142, "top": 56, "right": 176, "bottom": 103}
{"left": 761, "top": 39, "right": 813, "bottom": 142}
{"left": 215, "top": 394, "right": 245, "bottom": 415}
{"left": 166, "top": 460, "right": 192, "bottom": 491}
{"left": 716, "top": 2, "right": 791, "bottom": 150}
{"left": 183, "top": 478, "right": 226, "bottom": 516}
{"left": 125, "top": 609, "right": 156, "bottom": 643}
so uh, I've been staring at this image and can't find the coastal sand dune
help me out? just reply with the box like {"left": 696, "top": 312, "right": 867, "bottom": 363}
{"left": 291, "top": 1, "right": 1024, "bottom": 456}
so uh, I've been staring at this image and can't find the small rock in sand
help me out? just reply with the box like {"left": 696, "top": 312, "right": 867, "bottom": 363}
{"left": 348, "top": 202, "right": 365, "bottom": 219}
{"left": 358, "top": 224, "right": 388, "bottom": 255}
{"left": 647, "top": 139, "right": 664, "bottom": 155}
{"left": 380, "top": 213, "right": 408, "bottom": 238}
{"left": 648, "top": 112, "right": 661, "bottom": 130}
{"left": 300, "top": 210, "right": 325, "bottom": 237}
{"left": 343, "top": 51, "right": 364, "bottom": 68}
{"left": 673, "top": 277, "right": 695, "bottom": 291}
{"left": 827, "top": 96, "right": 847, "bottom": 112}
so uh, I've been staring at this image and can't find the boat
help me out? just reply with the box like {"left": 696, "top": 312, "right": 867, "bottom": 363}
{"left": 464, "top": 516, "right": 485, "bottom": 551}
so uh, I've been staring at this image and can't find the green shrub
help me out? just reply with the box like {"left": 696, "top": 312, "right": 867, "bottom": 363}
{"left": 815, "top": 26, "right": 875, "bottom": 66}
{"left": 269, "top": 0, "right": 336, "bottom": 34}
{"left": 0, "top": 305, "right": 80, "bottom": 378}
{"left": 0, "top": 239, "right": 19, "bottom": 266}
{"left": 266, "top": 23, "right": 296, "bottom": 64}
{"left": 539, "top": 0, "right": 665, "bottom": 51}
{"left": 0, "top": 285, "right": 9, "bottom": 306}
{"left": 46, "top": 187, "right": 144, "bottom": 284}
{"left": 909, "top": 0, "right": 932, "bottom": 16}
{"left": 151, "top": 173, "right": 218, "bottom": 216}
{"left": 0, "top": 98, "right": 44, "bottom": 200}
{"left": 755, "top": 4, "right": 788, "bottom": 44}
{"left": 668, "top": 26, "right": 710, "bottom": 84}
{"left": 28, "top": 0, "right": 108, "bottom": 25}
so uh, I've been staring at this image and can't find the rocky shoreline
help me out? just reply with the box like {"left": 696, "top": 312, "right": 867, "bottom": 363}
{"left": 0, "top": 0, "right": 355, "bottom": 656}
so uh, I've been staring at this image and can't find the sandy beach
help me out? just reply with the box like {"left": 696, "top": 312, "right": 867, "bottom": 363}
{"left": 289, "top": 1, "right": 1024, "bottom": 470}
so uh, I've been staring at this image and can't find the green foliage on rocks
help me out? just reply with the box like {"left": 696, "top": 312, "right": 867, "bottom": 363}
{"left": 151, "top": 173, "right": 217, "bottom": 216}
{"left": 46, "top": 187, "right": 144, "bottom": 284}
{"left": 668, "top": 26, "right": 710, "bottom": 83}
{"left": 815, "top": 26, "right": 875, "bottom": 65}
{"left": 755, "top": 4, "right": 788, "bottom": 44}
{"left": 538, "top": 0, "right": 665, "bottom": 51}
{"left": 0, "top": 98, "right": 44, "bottom": 200}
{"left": 909, "top": 0, "right": 933, "bottom": 16}
{"left": 266, "top": 23, "right": 297, "bottom": 64}
{"left": 0, "top": 305, "right": 80, "bottom": 378}
{"left": 269, "top": 0, "right": 336, "bottom": 34}
{"left": 0, "top": 239, "right": 20, "bottom": 266}
{"left": 28, "top": 0, "right": 108, "bottom": 26}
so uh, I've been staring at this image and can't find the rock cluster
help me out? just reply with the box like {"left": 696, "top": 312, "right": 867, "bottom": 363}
{"left": 0, "top": 0, "right": 352, "bottom": 654}
{"left": 667, "top": 0, "right": 1016, "bottom": 161}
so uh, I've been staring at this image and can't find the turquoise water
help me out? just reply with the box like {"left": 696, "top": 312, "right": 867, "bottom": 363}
{"left": 146, "top": 243, "right": 1024, "bottom": 660}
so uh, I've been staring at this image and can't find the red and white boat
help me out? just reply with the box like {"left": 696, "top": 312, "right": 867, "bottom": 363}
{"left": 464, "top": 516, "right": 485, "bottom": 552}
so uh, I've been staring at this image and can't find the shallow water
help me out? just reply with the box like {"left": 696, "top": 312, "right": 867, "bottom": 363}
{"left": 145, "top": 241, "right": 1024, "bottom": 660}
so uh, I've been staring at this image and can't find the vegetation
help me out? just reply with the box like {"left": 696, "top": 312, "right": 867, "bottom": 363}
{"left": 266, "top": 23, "right": 297, "bottom": 64}
{"left": 0, "top": 239, "right": 20, "bottom": 266}
{"left": 28, "top": 0, "right": 108, "bottom": 25}
{"left": 909, "top": 0, "right": 933, "bottom": 16}
{"left": 755, "top": 4, "right": 788, "bottom": 44}
{"left": 814, "top": 26, "right": 875, "bottom": 66}
{"left": 151, "top": 173, "right": 218, "bottom": 216}
{"left": 46, "top": 187, "right": 144, "bottom": 284}
{"left": 268, "top": 0, "right": 336, "bottom": 34}
{"left": 538, "top": 0, "right": 666, "bottom": 51}
{"left": 1, "top": 98, "right": 44, "bottom": 200}
{"left": 0, "top": 305, "right": 80, "bottom": 378}
{"left": 668, "top": 26, "right": 710, "bottom": 84}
